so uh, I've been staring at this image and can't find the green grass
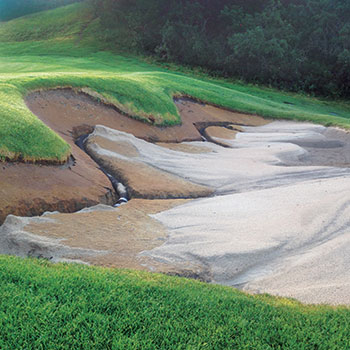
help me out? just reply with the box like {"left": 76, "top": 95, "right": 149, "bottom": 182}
{"left": 1, "top": 5, "right": 350, "bottom": 348}
{"left": 1, "top": 3, "right": 350, "bottom": 161}
{"left": 0, "top": 255, "right": 349, "bottom": 350}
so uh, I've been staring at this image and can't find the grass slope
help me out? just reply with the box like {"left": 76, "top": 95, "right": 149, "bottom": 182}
{"left": 1, "top": 5, "right": 350, "bottom": 347}
{"left": 1, "top": 256, "right": 350, "bottom": 350}
{"left": 1, "top": 3, "right": 350, "bottom": 161}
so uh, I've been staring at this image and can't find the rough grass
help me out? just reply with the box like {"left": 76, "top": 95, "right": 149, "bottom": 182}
{"left": 1, "top": 3, "right": 350, "bottom": 161}
{"left": 0, "top": 255, "right": 350, "bottom": 350}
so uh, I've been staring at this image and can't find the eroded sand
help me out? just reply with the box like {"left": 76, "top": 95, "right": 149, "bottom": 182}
{"left": 2, "top": 90, "right": 350, "bottom": 304}
{"left": 0, "top": 200, "right": 193, "bottom": 273}
{"left": 85, "top": 128, "right": 213, "bottom": 199}
{"left": 1, "top": 90, "right": 265, "bottom": 223}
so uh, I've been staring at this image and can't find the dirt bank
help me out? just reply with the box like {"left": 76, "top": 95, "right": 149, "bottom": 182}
{"left": 0, "top": 153, "right": 116, "bottom": 225}
{"left": 26, "top": 89, "right": 267, "bottom": 143}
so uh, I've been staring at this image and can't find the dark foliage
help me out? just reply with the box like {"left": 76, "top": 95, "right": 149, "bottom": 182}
{"left": 0, "top": 0, "right": 82, "bottom": 21}
{"left": 89, "top": 0, "right": 350, "bottom": 97}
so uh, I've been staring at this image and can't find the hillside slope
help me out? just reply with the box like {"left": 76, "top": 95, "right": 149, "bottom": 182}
{"left": 1, "top": 3, "right": 350, "bottom": 162}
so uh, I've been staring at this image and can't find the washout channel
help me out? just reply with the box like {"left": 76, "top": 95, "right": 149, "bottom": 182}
{"left": 75, "top": 133, "right": 129, "bottom": 206}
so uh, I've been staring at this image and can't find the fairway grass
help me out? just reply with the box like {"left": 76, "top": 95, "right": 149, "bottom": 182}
{"left": 0, "top": 255, "right": 350, "bottom": 350}
{"left": 1, "top": 3, "right": 350, "bottom": 161}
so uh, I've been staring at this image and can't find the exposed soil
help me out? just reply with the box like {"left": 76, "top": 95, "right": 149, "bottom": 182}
{"left": 0, "top": 152, "right": 116, "bottom": 225}
{"left": 26, "top": 89, "right": 267, "bottom": 143}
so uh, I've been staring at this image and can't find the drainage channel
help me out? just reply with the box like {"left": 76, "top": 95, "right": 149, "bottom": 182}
{"left": 75, "top": 134, "right": 129, "bottom": 207}
{"left": 194, "top": 121, "right": 245, "bottom": 148}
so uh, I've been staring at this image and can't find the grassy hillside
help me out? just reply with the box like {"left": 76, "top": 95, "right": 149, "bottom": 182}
{"left": 1, "top": 255, "right": 350, "bottom": 349}
{"left": 1, "top": 5, "right": 350, "bottom": 348}
{"left": 1, "top": 3, "right": 350, "bottom": 162}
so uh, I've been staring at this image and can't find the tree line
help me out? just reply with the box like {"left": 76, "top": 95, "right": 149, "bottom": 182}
{"left": 90, "top": 0, "right": 350, "bottom": 97}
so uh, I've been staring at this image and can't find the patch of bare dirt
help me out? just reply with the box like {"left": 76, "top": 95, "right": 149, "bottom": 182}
{"left": 175, "top": 98, "right": 268, "bottom": 130}
{"left": 26, "top": 89, "right": 268, "bottom": 143}
{"left": 0, "top": 155, "right": 116, "bottom": 225}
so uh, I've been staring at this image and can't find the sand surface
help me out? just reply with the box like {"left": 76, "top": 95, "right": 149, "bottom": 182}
{"left": 83, "top": 120, "right": 350, "bottom": 304}
{"left": 85, "top": 128, "right": 213, "bottom": 199}
{"left": 2, "top": 90, "right": 350, "bottom": 304}
{"left": 86, "top": 123, "right": 350, "bottom": 195}
{"left": 140, "top": 121, "right": 350, "bottom": 304}
{"left": 0, "top": 200, "right": 195, "bottom": 273}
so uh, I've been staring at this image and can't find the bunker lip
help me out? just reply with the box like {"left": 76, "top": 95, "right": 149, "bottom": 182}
{"left": 0, "top": 156, "right": 70, "bottom": 166}
{"left": 25, "top": 88, "right": 269, "bottom": 145}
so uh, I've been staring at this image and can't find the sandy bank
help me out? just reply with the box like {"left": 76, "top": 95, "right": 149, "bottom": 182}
{"left": 26, "top": 90, "right": 267, "bottom": 143}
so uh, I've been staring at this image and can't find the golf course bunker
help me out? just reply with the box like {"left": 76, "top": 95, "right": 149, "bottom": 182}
{"left": 3, "top": 89, "right": 350, "bottom": 305}
{"left": 83, "top": 120, "right": 350, "bottom": 304}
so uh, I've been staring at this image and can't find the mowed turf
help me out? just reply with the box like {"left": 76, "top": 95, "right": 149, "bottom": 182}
{"left": 1, "top": 3, "right": 350, "bottom": 162}
{"left": 0, "top": 255, "right": 350, "bottom": 350}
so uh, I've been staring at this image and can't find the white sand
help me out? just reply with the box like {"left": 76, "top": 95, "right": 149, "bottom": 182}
{"left": 134, "top": 121, "right": 350, "bottom": 305}
{"left": 3, "top": 120, "right": 350, "bottom": 304}
{"left": 87, "top": 122, "right": 350, "bottom": 194}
